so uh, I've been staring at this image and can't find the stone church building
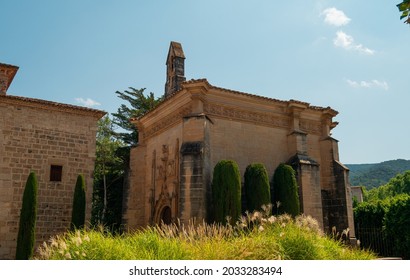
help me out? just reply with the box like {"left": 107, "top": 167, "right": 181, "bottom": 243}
{"left": 124, "top": 42, "right": 355, "bottom": 238}
{"left": 0, "top": 63, "right": 105, "bottom": 259}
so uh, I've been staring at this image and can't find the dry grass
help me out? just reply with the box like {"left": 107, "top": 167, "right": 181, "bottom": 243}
{"left": 35, "top": 206, "right": 376, "bottom": 260}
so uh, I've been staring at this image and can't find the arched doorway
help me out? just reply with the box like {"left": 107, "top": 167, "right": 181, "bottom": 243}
{"left": 160, "top": 206, "right": 172, "bottom": 225}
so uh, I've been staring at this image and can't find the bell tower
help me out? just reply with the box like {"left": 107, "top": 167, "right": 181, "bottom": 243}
{"left": 164, "top": 41, "right": 186, "bottom": 98}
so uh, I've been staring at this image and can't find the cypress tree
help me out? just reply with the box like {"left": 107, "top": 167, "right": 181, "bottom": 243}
{"left": 272, "top": 163, "right": 300, "bottom": 216}
{"left": 71, "top": 174, "right": 87, "bottom": 230}
{"left": 244, "top": 163, "right": 271, "bottom": 212}
{"left": 16, "top": 171, "right": 38, "bottom": 260}
{"left": 212, "top": 160, "right": 242, "bottom": 225}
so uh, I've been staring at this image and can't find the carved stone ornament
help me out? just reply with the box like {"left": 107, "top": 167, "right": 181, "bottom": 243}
{"left": 204, "top": 102, "right": 290, "bottom": 129}
{"left": 143, "top": 106, "right": 192, "bottom": 139}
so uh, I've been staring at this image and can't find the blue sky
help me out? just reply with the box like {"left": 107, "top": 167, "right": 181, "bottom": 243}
{"left": 1, "top": 0, "right": 409, "bottom": 164}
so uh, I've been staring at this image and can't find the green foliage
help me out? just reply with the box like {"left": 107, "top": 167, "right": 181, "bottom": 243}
{"left": 347, "top": 159, "right": 410, "bottom": 189}
{"left": 91, "top": 116, "right": 125, "bottom": 231}
{"left": 212, "top": 160, "right": 242, "bottom": 225}
{"left": 71, "top": 175, "right": 87, "bottom": 231}
{"left": 16, "top": 172, "right": 38, "bottom": 260}
{"left": 35, "top": 213, "right": 376, "bottom": 260}
{"left": 354, "top": 201, "right": 388, "bottom": 229}
{"left": 92, "top": 87, "right": 161, "bottom": 232}
{"left": 364, "top": 170, "right": 410, "bottom": 202}
{"left": 244, "top": 163, "right": 271, "bottom": 212}
{"left": 112, "top": 87, "right": 162, "bottom": 146}
{"left": 397, "top": 0, "right": 410, "bottom": 24}
{"left": 272, "top": 164, "right": 300, "bottom": 216}
{"left": 383, "top": 194, "right": 410, "bottom": 259}
{"left": 354, "top": 170, "right": 410, "bottom": 258}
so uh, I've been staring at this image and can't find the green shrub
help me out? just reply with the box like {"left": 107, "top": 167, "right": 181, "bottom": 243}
{"left": 71, "top": 174, "right": 87, "bottom": 230}
{"left": 212, "top": 160, "right": 241, "bottom": 225}
{"left": 244, "top": 163, "right": 271, "bottom": 212}
{"left": 16, "top": 171, "right": 38, "bottom": 260}
{"left": 384, "top": 194, "right": 410, "bottom": 259}
{"left": 272, "top": 163, "right": 300, "bottom": 216}
{"left": 354, "top": 200, "right": 388, "bottom": 229}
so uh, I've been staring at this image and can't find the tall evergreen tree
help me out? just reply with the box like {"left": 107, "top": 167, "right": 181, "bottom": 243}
{"left": 212, "top": 160, "right": 242, "bottom": 225}
{"left": 16, "top": 172, "right": 38, "bottom": 260}
{"left": 272, "top": 163, "right": 300, "bottom": 216}
{"left": 244, "top": 163, "right": 271, "bottom": 212}
{"left": 71, "top": 174, "right": 87, "bottom": 230}
{"left": 112, "top": 87, "right": 162, "bottom": 146}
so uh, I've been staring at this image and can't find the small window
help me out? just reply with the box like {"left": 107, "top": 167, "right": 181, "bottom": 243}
{"left": 50, "top": 165, "right": 63, "bottom": 182}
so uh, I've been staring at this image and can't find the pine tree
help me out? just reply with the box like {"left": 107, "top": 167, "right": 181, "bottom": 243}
{"left": 71, "top": 174, "right": 87, "bottom": 230}
{"left": 112, "top": 87, "right": 162, "bottom": 146}
{"left": 16, "top": 172, "right": 38, "bottom": 260}
{"left": 272, "top": 163, "right": 300, "bottom": 216}
{"left": 212, "top": 160, "right": 242, "bottom": 225}
{"left": 244, "top": 163, "right": 271, "bottom": 212}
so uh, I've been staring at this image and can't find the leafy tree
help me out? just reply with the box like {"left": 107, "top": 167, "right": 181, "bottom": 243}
{"left": 91, "top": 116, "right": 125, "bottom": 228}
{"left": 112, "top": 87, "right": 162, "bottom": 146}
{"left": 397, "top": 0, "right": 410, "bottom": 24}
{"left": 244, "top": 163, "right": 271, "bottom": 212}
{"left": 384, "top": 194, "right": 410, "bottom": 259}
{"left": 212, "top": 160, "right": 242, "bottom": 225}
{"left": 91, "top": 88, "right": 161, "bottom": 232}
{"left": 71, "top": 174, "right": 87, "bottom": 230}
{"left": 16, "top": 172, "right": 38, "bottom": 260}
{"left": 272, "top": 163, "right": 300, "bottom": 216}
{"left": 364, "top": 170, "right": 410, "bottom": 202}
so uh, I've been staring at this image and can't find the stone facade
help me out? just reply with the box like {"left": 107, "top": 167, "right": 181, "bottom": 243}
{"left": 124, "top": 42, "right": 355, "bottom": 239}
{"left": 0, "top": 63, "right": 105, "bottom": 259}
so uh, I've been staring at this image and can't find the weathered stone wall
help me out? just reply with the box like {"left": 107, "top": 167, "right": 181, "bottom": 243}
{"left": 0, "top": 102, "right": 99, "bottom": 259}
{"left": 208, "top": 117, "right": 290, "bottom": 178}
{"left": 208, "top": 116, "right": 327, "bottom": 224}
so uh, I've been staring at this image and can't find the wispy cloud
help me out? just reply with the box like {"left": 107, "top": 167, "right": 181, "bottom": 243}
{"left": 334, "top": 31, "right": 375, "bottom": 55}
{"left": 75, "top": 97, "right": 101, "bottom": 107}
{"left": 322, "top": 7, "right": 351, "bottom": 26}
{"left": 346, "top": 79, "right": 389, "bottom": 91}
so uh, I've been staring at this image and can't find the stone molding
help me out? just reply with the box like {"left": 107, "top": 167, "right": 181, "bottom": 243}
{"left": 142, "top": 105, "right": 192, "bottom": 140}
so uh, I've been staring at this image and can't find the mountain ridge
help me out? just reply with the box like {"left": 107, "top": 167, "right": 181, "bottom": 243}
{"left": 346, "top": 159, "right": 410, "bottom": 189}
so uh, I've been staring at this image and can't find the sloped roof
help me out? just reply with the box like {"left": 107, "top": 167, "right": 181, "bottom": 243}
{"left": 0, "top": 94, "right": 106, "bottom": 118}
{"left": 166, "top": 41, "right": 185, "bottom": 64}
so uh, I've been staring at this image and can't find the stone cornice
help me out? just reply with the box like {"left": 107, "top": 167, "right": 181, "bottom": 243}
{"left": 0, "top": 94, "right": 106, "bottom": 119}
{"left": 203, "top": 102, "right": 323, "bottom": 135}
{"left": 141, "top": 105, "right": 192, "bottom": 140}
{"left": 134, "top": 79, "right": 339, "bottom": 122}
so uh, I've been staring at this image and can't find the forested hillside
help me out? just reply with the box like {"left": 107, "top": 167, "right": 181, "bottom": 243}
{"left": 347, "top": 159, "right": 410, "bottom": 189}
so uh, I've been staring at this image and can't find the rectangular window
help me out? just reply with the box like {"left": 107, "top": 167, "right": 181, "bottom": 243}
{"left": 50, "top": 165, "right": 63, "bottom": 182}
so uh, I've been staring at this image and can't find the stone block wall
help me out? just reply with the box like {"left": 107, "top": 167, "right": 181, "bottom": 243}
{"left": 0, "top": 102, "right": 100, "bottom": 259}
